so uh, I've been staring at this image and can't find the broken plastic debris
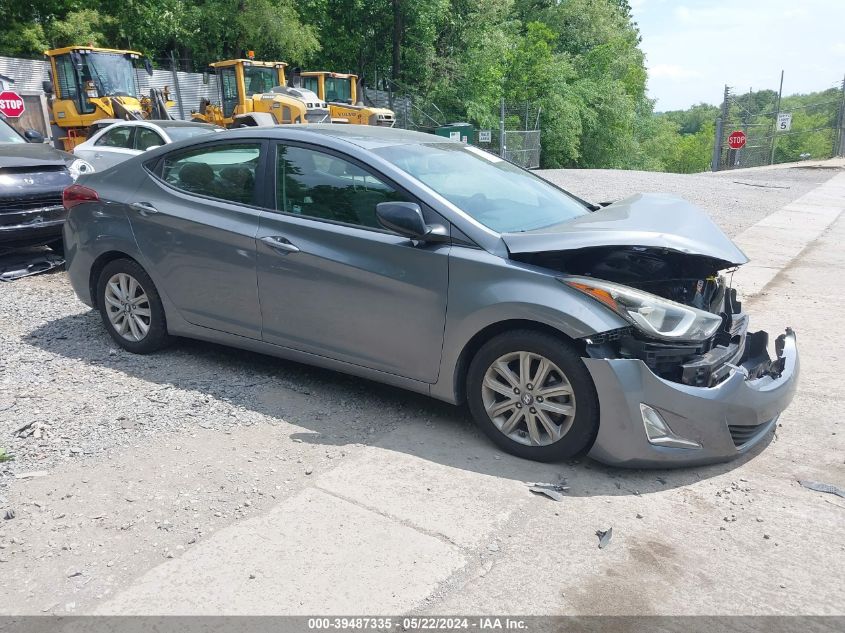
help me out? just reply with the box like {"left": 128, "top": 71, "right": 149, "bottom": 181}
{"left": 596, "top": 527, "right": 613, "bottom": 549}
{"left": 529, "top": 482, "right": 570, "bottom": 502}
{"left": 799, "top": 480, "right": 845, "bottom": 498}
{"left": 0, "top": 252, "right": 64, "bottom": 282}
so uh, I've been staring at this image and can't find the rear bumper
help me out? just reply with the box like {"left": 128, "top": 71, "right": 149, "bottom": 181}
{"left": 585, "top": 329, "right": 799, "bottom": 468}
{"left": 0, "top": 205, "right": 67, "bottom": 246}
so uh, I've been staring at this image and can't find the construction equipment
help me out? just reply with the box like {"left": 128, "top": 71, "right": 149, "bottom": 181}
{"left": 298, "top": 71, "right": 395, "bottom": 126}
{"left": 43, "top": 46, "right": 174, "bottom": 150}
{"left": 191, "top": 59, "right": 329, "bottom": 128}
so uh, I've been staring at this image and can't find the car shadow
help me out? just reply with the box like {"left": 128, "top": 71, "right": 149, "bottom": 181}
{"left": 25, "top": 309, "right": 772, "bottom": 498}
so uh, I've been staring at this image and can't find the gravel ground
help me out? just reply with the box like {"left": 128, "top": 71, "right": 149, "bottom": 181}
{"left": 538, "top": 164, "right": 841, "bottom": 236}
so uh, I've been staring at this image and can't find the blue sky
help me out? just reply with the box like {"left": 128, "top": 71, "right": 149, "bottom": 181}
{"left": 632, "top": 0, "right": 845, "bottom": 111}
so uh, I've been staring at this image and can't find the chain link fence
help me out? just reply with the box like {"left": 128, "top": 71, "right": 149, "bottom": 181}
{"left": 713, "top": 78, "right": 845, "bottom": 170}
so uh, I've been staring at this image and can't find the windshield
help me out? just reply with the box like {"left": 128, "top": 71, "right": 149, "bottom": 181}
{"left": 0, "top": 119, "right": 25, "bottom": 144}
{"left": 83, "top": 52, "right": 137, "bottom": 97}
{"left": 372, "top": 143, "right": 589, "bottom": 233}
{"left": 244, "top": 66, "right": 277, "bottom": 96}
{"left": 165, "top": 126, "right": 225, "bottom": 142}
{"left": 324, "top": 76, "right": 352, "bottom": 103}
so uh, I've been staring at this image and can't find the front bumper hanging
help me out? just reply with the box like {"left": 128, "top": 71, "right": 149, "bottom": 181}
{"left": 585, "top": 328, "right": 799, "bottom": 468}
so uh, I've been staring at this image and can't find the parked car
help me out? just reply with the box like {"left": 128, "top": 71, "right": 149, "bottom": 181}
{"left": 73, "top": 120, "right": 224, "bottom": 171}
{"left": 62, "top": 125, "right": 799, "bottom": 467}
{"left": 0, "top": 117, "right": 93, "bottom": 249}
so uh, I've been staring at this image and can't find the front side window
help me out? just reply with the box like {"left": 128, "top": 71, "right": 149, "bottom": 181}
{"left": 54, "top": 54, "right": 90, "bottom": 114}
{"left": 324, "top": 77, "right": 351, "bottom": 103}
{"left": 95, "top": 126, "right": 134, "bottom": 148}
{"left": 161, "top": 143, "right": 260, "bottom": 205}
{"left": 372, "top": 143, "right": 589, "bottom": 233}
{"left": 0, "top": 119, "right": 25, "bottom": 144}
{"left": 135, "top": 127, "right": 164, "bottom": 150}
{"left": 219, "top": 68, "right": 239, "bottom": 118}
{"left": 244, "top": 66, "right": 276, "bottom": 96}
{"left": 275, "top": 145, "right": 404, "bottom": 228}
{"left": 301, "top": 76, "right": 319, "bottom": 95}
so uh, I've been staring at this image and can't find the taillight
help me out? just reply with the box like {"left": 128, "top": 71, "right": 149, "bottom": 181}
{"left": 63, "top": 184, "right": 99, "bottom": 210}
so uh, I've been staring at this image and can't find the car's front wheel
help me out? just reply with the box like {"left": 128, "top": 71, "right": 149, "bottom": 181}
{"left": 96, "top": 259, "right": 171, "bottom": 353}
{"left": 466, "top": 330, "right": 599, "bottom": 462}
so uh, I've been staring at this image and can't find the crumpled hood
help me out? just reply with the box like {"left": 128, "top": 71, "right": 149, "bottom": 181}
{"left": 501, "top": 193, "right": 749, "bottom": 267}
{"left": 0, "top": 143, "right": 73, "bottom": 169}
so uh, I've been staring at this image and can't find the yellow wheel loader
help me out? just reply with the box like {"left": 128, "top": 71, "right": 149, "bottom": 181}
{"left": 298, "top": 71, "right": 395, "bottom": 126}
{"left": 191, "top": 59, "right": 329, "bottom": 128}
{"left": 44, "top": 46, "right": 175, "bottom": 150}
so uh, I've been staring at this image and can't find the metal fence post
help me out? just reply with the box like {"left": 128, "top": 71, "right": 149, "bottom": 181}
{"left": 838, "top": 74, "right": 845, "bottom": 157}
{"left": 711, "top": 117, "right": 723, "bottom": 171}
{"left": 169, "top": 51, "right": 186, "bottom": 120}
{"left": 499, "top": 98, "right": 505, "bottom": 159}
{"left": 770, "top": 70, "right": 784, "bottom": 165}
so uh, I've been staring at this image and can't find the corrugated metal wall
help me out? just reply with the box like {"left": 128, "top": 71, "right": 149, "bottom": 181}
{"left": 0, "top": 55, "right": 219, "bottom": 120}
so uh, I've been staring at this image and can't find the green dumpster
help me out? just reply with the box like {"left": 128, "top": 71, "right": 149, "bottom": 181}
{"left": 434, "top": 123, "right": 475, "bottom": 144}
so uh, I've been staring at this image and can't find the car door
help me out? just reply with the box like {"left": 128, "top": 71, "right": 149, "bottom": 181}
{"left": 127, "top": 139, "right": 266, "bottom": 339}
{"left": 255, "top": 142, "right": 450, "bottom": 383}
{"left": 79, "top": 125, "right": 140, "bottom": 170}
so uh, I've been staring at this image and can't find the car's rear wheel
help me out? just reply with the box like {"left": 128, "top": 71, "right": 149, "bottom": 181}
{"left": 466, "top": 330, "right": 599, "bottom": 462}
{"left": 96, "top": 259, "right": 171, "bottom": 353}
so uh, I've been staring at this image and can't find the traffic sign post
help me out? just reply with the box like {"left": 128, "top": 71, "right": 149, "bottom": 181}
{"left": 0, "top": 90, "right": 25, "bottom": 118}
{"left": 728, "top": 130, "right": 746, "bottom": 150}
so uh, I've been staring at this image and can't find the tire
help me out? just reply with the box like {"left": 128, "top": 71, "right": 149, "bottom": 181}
{"left": 466, "top": 329, "right": 599, "bottom": 462}
{"left": 96, "top": 258, "right": 171, "bottom": 354}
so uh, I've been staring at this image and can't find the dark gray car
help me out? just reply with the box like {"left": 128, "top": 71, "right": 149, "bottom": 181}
{"left": 62, "top": 125, "right": 798, "bottom": 467}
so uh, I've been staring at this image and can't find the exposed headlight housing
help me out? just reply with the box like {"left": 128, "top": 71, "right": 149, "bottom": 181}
{"left": 562, "top": 276, "right": 723, "bottom": 342}
{"left": 68, "top": 159, "right": 95, "bottom": 181}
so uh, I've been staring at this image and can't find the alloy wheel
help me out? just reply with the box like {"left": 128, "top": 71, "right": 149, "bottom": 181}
{"left": 481, "top": 351, "right": 577, "bottom": 446}
{"left": 104, "top": 272, "right": 152, "bottom": 342}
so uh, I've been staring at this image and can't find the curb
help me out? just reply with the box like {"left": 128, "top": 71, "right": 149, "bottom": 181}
{"left": 731, "top": 171, "right": 845, "bottom": 297}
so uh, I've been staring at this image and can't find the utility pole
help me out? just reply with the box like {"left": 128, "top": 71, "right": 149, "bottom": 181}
{"left": 770, "top": 70, "right": 784, "bottom": 165}
{"left": 711, "top": 117, "right": 723, "bottom": 171}
{"left": 838, "top": 74, "right": 845, "bottom": 157}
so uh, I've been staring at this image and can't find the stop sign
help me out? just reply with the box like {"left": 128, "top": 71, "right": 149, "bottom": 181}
{"left": 728, "top": 130, "right": 746, "bottom": 150}
{"left": 0, "top": 91, "right": 25, "bottom": 118}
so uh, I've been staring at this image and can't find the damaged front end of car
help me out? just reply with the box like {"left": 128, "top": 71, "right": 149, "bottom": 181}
{"left": 504, "top": 194, "right": 800, "bottom": 467}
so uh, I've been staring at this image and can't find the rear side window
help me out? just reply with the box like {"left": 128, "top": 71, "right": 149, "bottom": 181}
{"left": 161, "top": 143, "right": 260, "bottom": 205}
{"left": 274, "top": 145, "right": 405, "bottom": 228}
{"left": 135, "top": 127, "right": 164, "bottom": 151}
{"left": 96, "top": 126, "right": 133, "bottom": 148}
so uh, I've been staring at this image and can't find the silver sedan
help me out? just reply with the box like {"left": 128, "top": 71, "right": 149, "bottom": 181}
{"left": 61, "top": 125, "right": 798, "bottom": 467}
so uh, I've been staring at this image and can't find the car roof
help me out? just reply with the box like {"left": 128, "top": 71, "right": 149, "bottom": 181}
{"left": 222, "top": 124, "right": 456, "bottom": 150}
{"left": 107, "top": 120, "right": 217, "bottom": 129}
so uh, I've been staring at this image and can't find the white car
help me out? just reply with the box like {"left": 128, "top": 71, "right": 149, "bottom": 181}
{"left": 73, "top": 120, "right": 225, "bottom": 170}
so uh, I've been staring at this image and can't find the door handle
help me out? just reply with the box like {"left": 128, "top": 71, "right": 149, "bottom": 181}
{"left": 94, "top": 153, "right": 102, "bottom": 159}
{"left": 260, "top": 235, "right": 300, "bottom": 254}
{"left": 129, "top": 201, "right": 159, "bottom": 216}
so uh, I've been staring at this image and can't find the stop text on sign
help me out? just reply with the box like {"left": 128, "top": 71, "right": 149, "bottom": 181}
{"left": 728, "top": 130, "right": 746, "bottom": 150}
{"left": 0, "top": 91, "right": 25, "bottom": 118}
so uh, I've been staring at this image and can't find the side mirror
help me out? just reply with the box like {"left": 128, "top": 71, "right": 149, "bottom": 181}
{"left": 376, "top": 202, "right": 449, "bottom": 242}
{"left": 24, "top": 129, "right": 45, "bottom": 143}
{"left": 143, "top": 58, "right": 154, "bottom": 77}
{"left": 42, "top": 80, "right": 54, "bottom": 95}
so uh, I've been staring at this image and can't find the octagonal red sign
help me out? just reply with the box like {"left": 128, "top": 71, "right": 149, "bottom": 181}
{"left": 728, "top": 130, "right": 746, "bottom": 150}
{"left": 0, "top": 91, "right": 25, "bottom": 118}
